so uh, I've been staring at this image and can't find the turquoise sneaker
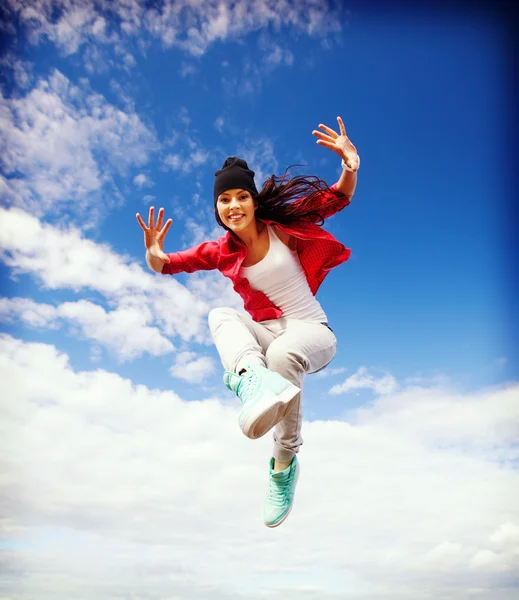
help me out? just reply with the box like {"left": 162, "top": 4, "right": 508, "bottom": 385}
{"left": 263, "top": 456, "right": 299, "bottom": 528}
{"left": 223, "top": 364, "right": 300, "bottom": 439}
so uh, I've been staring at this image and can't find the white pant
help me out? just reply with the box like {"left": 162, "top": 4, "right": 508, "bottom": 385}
{"left": 208, "top": 307, "right": 337, "bottom": 462}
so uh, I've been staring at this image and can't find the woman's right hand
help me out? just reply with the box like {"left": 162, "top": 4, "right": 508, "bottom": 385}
{"left": 136, "top": 206, "right": 172, "bottom": 266}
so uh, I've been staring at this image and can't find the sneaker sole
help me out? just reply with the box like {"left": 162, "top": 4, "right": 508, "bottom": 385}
{"left": 240, "top": 383, "right": 300, "bottom": 439}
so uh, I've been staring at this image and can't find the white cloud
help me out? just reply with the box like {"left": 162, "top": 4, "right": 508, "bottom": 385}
{"left": 58, "top": 300, "right": 175, "bottom": 360}
{"left": 237, "top": 137, "right": 279, "bottom": 187}
{"left": 178, "top": 106, "right": 191, "bottom": 126}
{"left": 133, "top": 173, "right": 154, "bottom": 189}
{"left": 82, "top": 41, "right": 136, "bottom": 74}
{"left": 108, "top": 78, "right": 135, "bottom": 112}
{"left": 187, "top": 270, "right": 244, "bottom": 315}
{"left": 0, "top": 69, "right": 156, "bottom": 221}
{"left": 5, "top": 0, "right": 342, "bottom": 59}
{"left": 221, "top": 62, "right": 260, "bottom": 97}
{"left": 1, "top": 335, "right": 518, "bottom": 599}
{"left": 260, "top": 40, "right": 295, "bottom": 68}
{"left": 0, "top": 206, "right": 216, "bottom": 346}
{"left": 470, "top": 522, "right": 519, "bottom": 573}
{"left": 0, "top": 296, "right": 59, "bottom": 329}
{"left": 315, "top": 366, "right": 346, "bottom": 378}
{"left": 179, "top": 62, "right": 197, "bottom": 77}
{"left": 163, "top": 152, "right": 182, "bottom": 170}
{"left": 0, "top": 296, "right": 174, "bottom": 361}
{"left": 0, "top": 53, "right": 34, "bottom": 89}
{"left": 169, "top": 351, "right": 216, "bottom": 382}
{"left": 163, "top": 147, "right": 209, "bottom": 174}
{"left": 0, "top": 206, "right": 148, "bottom": 296}
{"left": 352, "top": 384, "right": 519, "bottom": 455}
{"left": 214, "top": 116, "right": 225, "bottom": 131}
{"left": 91, "top": 15, "right": 106, "bottom": 37}
{"left": 330, "top": 366, "right": 399, "bottom": 395}
{"left": 183, "top": 219, "right": 222, "bottom": 247}
{"left": 424, "top": 541, "right": 462, "bottom": 569}
{"left": 404, "top": 373, "right": 452, "bottom": 387}
{"left": 489, "top": 521, "right": 519, "bottom": 548}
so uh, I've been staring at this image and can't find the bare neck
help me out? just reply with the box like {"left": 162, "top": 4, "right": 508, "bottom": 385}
{"left": 234, "top": 219, "right": 266, "bottom": 249}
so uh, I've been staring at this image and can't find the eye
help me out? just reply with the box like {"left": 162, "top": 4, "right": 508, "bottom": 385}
{"left": 240, "top": 194, "right": 248, "bottom": 200}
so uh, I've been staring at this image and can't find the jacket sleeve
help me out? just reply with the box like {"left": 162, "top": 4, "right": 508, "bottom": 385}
{"left": 291, "top": 183, "right": 351, "bottom": 221}
{"left": 161, "top": 241, "right": 220, "bottom": 275}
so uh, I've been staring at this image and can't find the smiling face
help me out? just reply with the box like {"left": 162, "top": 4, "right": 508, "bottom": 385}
{"left": 216, "top": 188, "right": 257, "bottom": 232}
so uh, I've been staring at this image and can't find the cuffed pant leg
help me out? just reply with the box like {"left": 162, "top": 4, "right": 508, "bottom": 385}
{"left": 265, "top": 320, "right": 337, "bottom": 461}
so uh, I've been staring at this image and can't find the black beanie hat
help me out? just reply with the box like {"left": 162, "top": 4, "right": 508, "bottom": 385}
{"left": 214, "top": 157, "right": 258, "bottom": 202}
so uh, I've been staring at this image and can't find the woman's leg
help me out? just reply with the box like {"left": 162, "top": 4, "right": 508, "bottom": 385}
{"left": 265, "top": 320, "right": 337, "bottom": 464}
{"left": 208, "top": 307, "right": 275, "bottom": 374}
{"left": 208, "top": 309, "right": 301, "bottom": 440}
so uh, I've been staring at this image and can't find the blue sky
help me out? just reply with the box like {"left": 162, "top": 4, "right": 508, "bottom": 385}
{"left": 1, "top": 1, "right": 518, "bottom": 599}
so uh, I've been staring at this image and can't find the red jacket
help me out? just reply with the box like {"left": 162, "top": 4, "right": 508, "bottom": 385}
{"left": 162, "top": 185, "right": 351, "bottom": 321}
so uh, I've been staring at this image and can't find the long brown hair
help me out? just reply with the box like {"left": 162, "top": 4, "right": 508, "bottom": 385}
{"left": 214, "top": 166, "right": 342, "bottom": 231}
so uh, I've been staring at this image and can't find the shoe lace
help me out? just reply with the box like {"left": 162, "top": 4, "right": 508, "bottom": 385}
{"left": 267, "top": 475, "right": 291, "bottom": 506}
{"left": 236, "top": 371, "right": 258, "bottom": 403}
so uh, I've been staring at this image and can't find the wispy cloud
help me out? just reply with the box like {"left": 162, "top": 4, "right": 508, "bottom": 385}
{"left": 0, "top": 207, "right": 215, "bottom": 348}
{"left": 0, "top": 69, "right": 157, "bottom": 223}
{"left": 133, "top": 173, "right": 154, "bottom": 189}
{"left": 169, "top": 351, "right": 216, "bottom": 382}
{"left": 5, "top": 0, "right": 342, "bottom": 65}
{"left": 179, "top": 62, "right": 197, "bottom": 77}
{"left": 330, "top": 366, "right": 399, "bottom": 395}
{"left": 161, "top": 107, "right": 215, "bottom": 175}
{"left": 163, "top": 148, "right": 209, "bottom": 174}
{"left": 315, "top": 366, "right": 347, "bottom": 378}
{"left": 258, "top": 35, "right": 295, "bottom": 69}
{"left": 0, "top": 297, "right": 174, "bottom": 361}
{"left": 265, "top": 44, "right": 294, "bottom": 66}
{"left": 237, "top": 137, "right": 279, "bottom": 187}
{"left": 178, "top": 106, "right": 191, "bottom": 127}
{"left": 0, "top": 297, "right": 59, "bottom": 329}
{"left": 0, "top": 53, "right": 34, "bottom": 89}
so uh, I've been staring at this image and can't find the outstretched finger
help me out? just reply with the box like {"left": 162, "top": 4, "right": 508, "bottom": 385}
{"left": 318, "top": 123, "right": 338, "bottom": 138}
{"left": 312, "top": 130, "right": 334, "bottom": 142}
{"left": 337, "top": 116, "right": 346, "bottom": 137}
{"left": 136, "top": 213, "right": 148, "bottom": 231}
{"left": 148, "top": 206, "right": 155, "bottom": 229}
{"left": 159, "top": 218, "right": 173, "bottom": 240}
{"left": 316, "top": 139, "right": 339, "bottom": 152}
{"left": 156, "top": 207, "right": 164, "bottom": 231}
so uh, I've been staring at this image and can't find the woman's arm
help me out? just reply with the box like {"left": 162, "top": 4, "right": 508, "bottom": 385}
{"left": 146, "top": 249, "right": 165, "bottom": 273}
{"left": 136, "top": 207, "right": 173, "bottom": 273}
{"left": 161, "top": 241, "right": 219, "bottom": 275}
{"left": 335, "top": 161, "right": 358, "bottom": 200}
{"left": 136, "top": 206, "right": 219, "bottom": 275}
{"left": 313, "top": 116, "right": 359, "bottom": 200}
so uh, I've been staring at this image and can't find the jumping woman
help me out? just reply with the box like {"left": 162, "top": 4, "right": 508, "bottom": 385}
{"left": 136, "top": 117, "right": 359, "bottom": 528}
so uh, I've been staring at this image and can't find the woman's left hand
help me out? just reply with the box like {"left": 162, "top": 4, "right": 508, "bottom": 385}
{"left": 312, "top": 116, "right": 359, "bottom": 171}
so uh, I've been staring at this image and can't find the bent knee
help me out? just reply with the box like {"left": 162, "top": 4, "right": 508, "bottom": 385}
{"left": 207, "top": 307, "right": 239, "bottom": 331}
{"left": 266, "top": 347, "right": 307, "bottom": 373}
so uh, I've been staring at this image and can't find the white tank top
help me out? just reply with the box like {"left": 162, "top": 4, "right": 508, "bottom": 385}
{"left": 240, "top": 226, "right": 328, "bottom": 322}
